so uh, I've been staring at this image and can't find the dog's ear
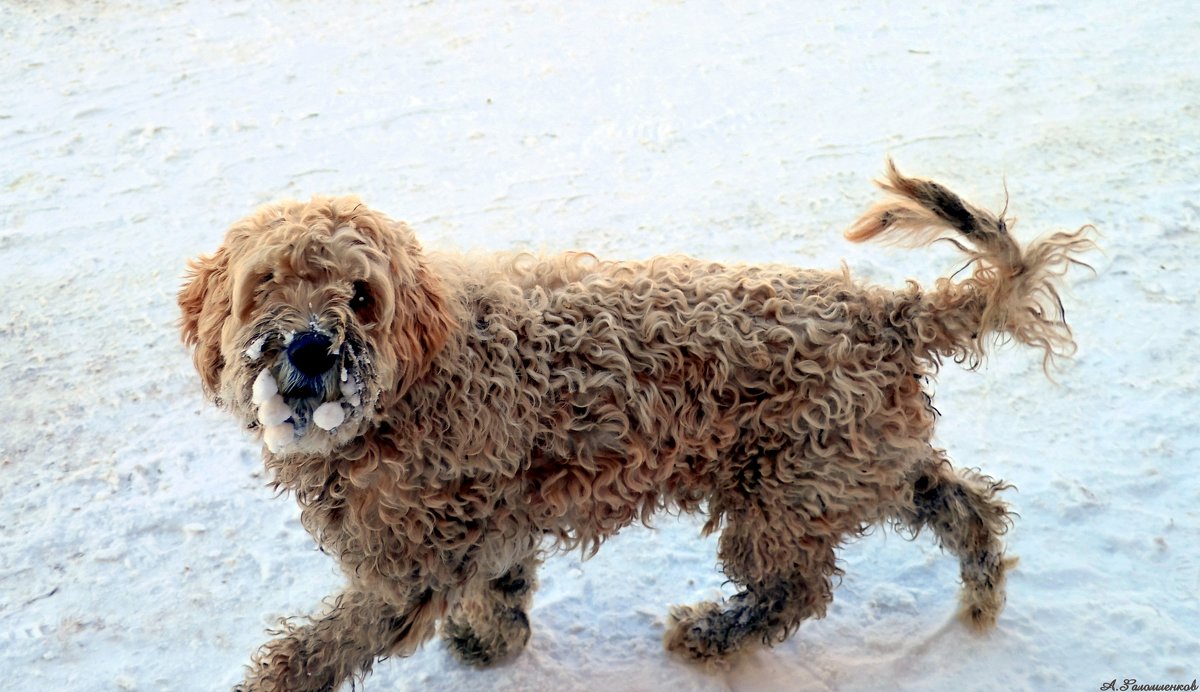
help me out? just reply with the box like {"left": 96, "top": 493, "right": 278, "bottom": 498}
{"left": 178, "top": 247, "right": 231, "bottom": 399}
{"left": 387, "top": 220, "right": 455, "bottom": 394}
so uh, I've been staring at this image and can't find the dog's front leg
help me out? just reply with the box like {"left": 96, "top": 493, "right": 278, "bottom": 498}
{"left": 237, "top": 585, "right": 441, "bottom": 692}
{"left": 440, "top": 556, "right": 540, "bottom": 666}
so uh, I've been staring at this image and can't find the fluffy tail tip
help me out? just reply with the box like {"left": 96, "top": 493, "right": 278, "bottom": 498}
{"left": 844, "top": 158, "right": 1001, "bottom": 247}
{"left": 846, "top": 159, "right": 1099, "bottom": 373}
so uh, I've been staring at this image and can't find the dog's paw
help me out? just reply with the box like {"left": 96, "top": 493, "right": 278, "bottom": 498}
{"left": 663, "top": 602, "right": 737, "bottom": 663}
{"left": 442, "top": 618, "right": 495, "bottom": 666}
{"left": 441, "top": 608, "right": 530, "bottom": 667}
{"left": 959, "top": 592, "right": 1004, "bottom": 633}
{"left": 958, "top": 554, "right": 1016, "bottom": 632}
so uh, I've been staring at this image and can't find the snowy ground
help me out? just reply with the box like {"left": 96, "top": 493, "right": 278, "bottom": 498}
{"left": 2, "top": 1, "right": 1198, "bottom": 690}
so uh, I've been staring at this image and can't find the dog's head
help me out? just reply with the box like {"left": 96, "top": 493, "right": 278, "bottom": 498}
{"left": 178, "top": 196, "right": 454, "bottom": 455}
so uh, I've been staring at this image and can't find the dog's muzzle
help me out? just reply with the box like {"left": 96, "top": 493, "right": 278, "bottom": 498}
{"left": 248, "top": 329, "right": 364, "bottom": 454}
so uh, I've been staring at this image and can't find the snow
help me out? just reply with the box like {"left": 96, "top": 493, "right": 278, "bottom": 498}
{"left": 312, "top": 402, "right": 345, "bottom": 431}
{"left": 256, "top": 395, "right": 291, "bottom": 428}
{"left": 262, "top": 423, "right": 295, "bottom": 455}
{"left": 245, "top": 335, "right": 268, "bottom": 362}
{"left": 1, "top": 1, "right": 1198, "bottom": 691}
{"left": 340, "top": 375, "right": 362, "bottom": 407}
{"left": 251, "top": 368, "right": 278, "bottom": 405}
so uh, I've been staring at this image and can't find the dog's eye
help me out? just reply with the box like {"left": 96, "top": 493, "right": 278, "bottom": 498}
{"left": 350, "top": 281, "right": 373, "bottom": 316}
{"left": 253, "top": 273, "right": 275, "bottom": 304}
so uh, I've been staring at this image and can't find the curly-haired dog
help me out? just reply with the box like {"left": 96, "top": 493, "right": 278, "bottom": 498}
{"left": 179, "top": 162, "right": 1092, "bottom": 690}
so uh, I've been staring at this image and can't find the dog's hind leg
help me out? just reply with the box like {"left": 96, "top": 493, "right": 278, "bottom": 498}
{"left": 440, "top": 557, "right": 539, "bottom": 666}
{"left": 664, "top": 500, "right": 838, "bottom": 662}
{"left": 238, "top": 586, "right": 441, "bottom": 691}
{"left": 897, "top": 451, "right": 1016, "bottom": 631}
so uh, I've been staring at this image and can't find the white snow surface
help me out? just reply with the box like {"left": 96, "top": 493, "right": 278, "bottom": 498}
{"left": 2, "top": 2, "right": 1198, "bottom": 690}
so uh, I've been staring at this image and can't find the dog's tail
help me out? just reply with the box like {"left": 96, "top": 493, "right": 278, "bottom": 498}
{"left": 844, "top": 160, "right": 1095, "bottom": 371}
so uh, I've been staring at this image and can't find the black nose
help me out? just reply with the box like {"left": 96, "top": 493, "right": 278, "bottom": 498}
{"left": 287, "top": 332, "right": 336, "bottom": 377}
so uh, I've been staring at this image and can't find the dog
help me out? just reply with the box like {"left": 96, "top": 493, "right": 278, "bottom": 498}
{"left": 179, "top": 162, "right": 1092, "bottom": 690}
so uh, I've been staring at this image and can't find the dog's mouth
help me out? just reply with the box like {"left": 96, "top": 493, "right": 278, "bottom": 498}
{"left": 239, "top": 328, "right": 372, "bottom": 454}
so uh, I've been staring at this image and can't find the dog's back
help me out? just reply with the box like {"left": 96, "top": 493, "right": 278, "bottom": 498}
{"left": 507, "top": 257, "right": 930, "bottom": 546}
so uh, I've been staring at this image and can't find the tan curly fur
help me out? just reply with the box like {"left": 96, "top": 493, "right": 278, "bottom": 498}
{"left": 179, "top": 162, "right": 1093, "bottom": 690}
